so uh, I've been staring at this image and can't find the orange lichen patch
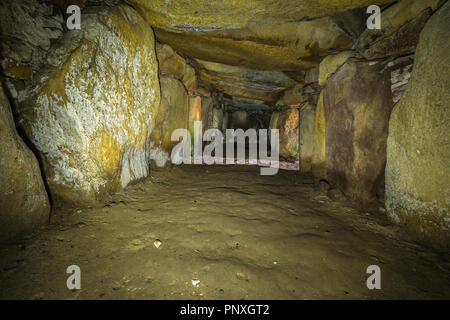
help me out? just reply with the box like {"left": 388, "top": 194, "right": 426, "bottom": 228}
{"left": 284, "top": 109, "right": 299, "bottom": 132}
{"left": 270, "top": 109, "right": 300, "bottom": 161}
{"left": 90, "top": 130, "right": 121, "bottom": 176}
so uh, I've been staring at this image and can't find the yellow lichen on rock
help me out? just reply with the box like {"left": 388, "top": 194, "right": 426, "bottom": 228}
{"left": 128, "top": 0, "right": 393, "bottom": 31}
{"left": 318, "top": 51, "right": 356, "bottom": 87}
{"left": 154, "top": 16, "right": 354, "bottom": 72}
{"left": 156, "top": 43, "right": 198, "bottom": 92}
{"left": 386, "top": 1, "right": 450, "bottom": 248}
{"left": 21, "top": 5, "right": 160, "bottom": 205}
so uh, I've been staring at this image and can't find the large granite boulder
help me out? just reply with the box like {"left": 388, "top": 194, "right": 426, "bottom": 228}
{"left": 386, "top": 2, "right": 450, "bottom": 248}
{"left": 20, "top": 5, "right": 160, "bottom": 205}
{"left": 323, "top": 60, "right": 393, "bottom": 204}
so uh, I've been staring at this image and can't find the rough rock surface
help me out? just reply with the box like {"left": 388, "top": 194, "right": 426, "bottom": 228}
{"left": 356, "top": 0, "right": 441, "bottom": 58}
{"left": 299, "top": 103, "right": 315, "bottom": 173}
{"left": 156, "top": 43, "right": 197, "bottom": 92}
{"left": 0, "top": 85, "right": 50, "bottom": 241}
{"left": 303, "top": 67, "right": 321, "bottom": 96}
{"left": 20, "top": 5, "right": 161, "bottom": 205}
{"left": 276, "top": 83, "right": 305, "bottom": 107}
{"left": 270, "top": 109, "right": 299, "bottom": 162}
{"left": 318, "top": 51, "right": 356, "bottom": 87}
{"left": 154, "top": 16, "right": 354, "bottom": 72}
{"left": 387, "top": 55, "right": 414, "bottom": 104}
{"left": 128, "top": 0, "right": 392, "bottom": 31}
{"left": 324, "top": 61, "right": 393, "bottom": 204}
{"left": 196, "top": 60, "right": 295, "bottom": 103}
{"left": 0, "top": 0, "right": 63, "bottom": 107}
{"left": 150, "top": 76, "right": 188, "bottom": 167}
{"left": 201, "top": 95, "right": 213, "bottom": 133}
{"left": 386, "top": 2, "right": 450, "bottom": 248}
{"left": 188, "top": 95, "right": 203, "bottom": 145}
{"left": 311, "top": 92, "right": 327, "bottom": 180}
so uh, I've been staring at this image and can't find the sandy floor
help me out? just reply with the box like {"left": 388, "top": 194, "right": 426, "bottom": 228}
{"left": 0, "top": 165, "right": 449, "bottom": 300}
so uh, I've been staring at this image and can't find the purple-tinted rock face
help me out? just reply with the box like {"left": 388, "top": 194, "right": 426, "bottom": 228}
{"left": 323, "top": 61, "right": 393, "bottom": 205}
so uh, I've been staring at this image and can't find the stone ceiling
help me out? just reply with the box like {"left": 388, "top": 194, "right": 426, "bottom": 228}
{"left": 124, "top": 0, "right": 396, "bottom": 103}
{"left": 126, "top": 0, "right": 393, "bottom": 31}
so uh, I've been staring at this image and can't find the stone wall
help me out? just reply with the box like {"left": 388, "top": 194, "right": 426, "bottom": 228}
{"left": 386, "top": 1, "right": 450, "bottom": 249}
{"left": 0, "top": 85, "right": 50, "bottom": 241}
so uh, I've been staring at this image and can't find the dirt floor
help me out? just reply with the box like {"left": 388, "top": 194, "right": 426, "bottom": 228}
{"left": 0, "top": 165, "right": 449, "bottom": 299}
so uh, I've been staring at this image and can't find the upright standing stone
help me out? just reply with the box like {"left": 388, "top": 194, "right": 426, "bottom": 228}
{"left": 299, "top": 103, "right": 315, "bottom": 173}
{"left": 20, "top": 5, "right": 160, "bottom": 205}
{"left": 0, "top": 86, "right": 50, "bottom": 241}
{"left": 270, "top": 108, "right": 299, "bottom": 162}
{"left": 386, "top": 2, "right": 450, "bottom": 248}
{"left": 150, "top": 76, "right": 189, "bottom": 167}
{"left": 324, "top": 60, "right": 393, "bottom": 204}
{"left": 311, "top": 92, "right": 327, "bottom": 180}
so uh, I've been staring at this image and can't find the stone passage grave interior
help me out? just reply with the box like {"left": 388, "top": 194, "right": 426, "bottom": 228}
{"left": 0, "top": 0, "right": 449, "bottom": 299}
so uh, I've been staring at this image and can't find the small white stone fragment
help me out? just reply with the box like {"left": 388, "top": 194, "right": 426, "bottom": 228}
{"left": 153, "top": 239, "right": 162, "bottom": 248}
{"left": 191, "top": 279, "right": 200, "bottom": 287}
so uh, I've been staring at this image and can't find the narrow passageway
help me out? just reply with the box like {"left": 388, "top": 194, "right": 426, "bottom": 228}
{"left": 1, "top": 165, "right": 448, "bottom": 300}
{"left": 1, "top": 0, "right": 449, "bottom": 302}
